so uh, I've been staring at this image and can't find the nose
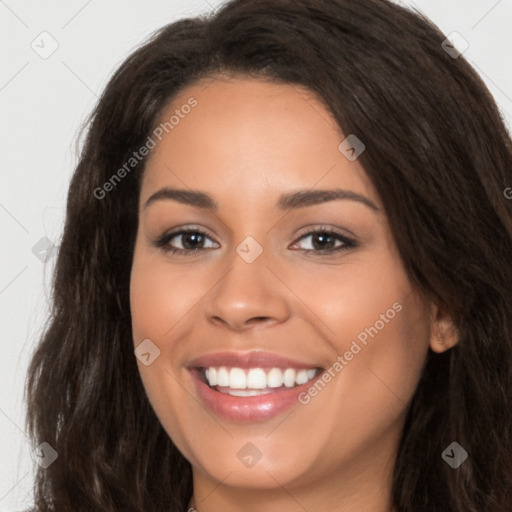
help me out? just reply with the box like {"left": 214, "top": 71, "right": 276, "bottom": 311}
{"left": 202, "top": 248, "right": 291, "bottom": 332}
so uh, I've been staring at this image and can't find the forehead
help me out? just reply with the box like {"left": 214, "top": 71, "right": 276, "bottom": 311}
{"left": 140, "top": 77, "right": 379, "bottom": 210}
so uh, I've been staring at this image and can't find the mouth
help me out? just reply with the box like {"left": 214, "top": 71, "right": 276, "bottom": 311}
{"left": 186, "top": 351, "right": 325, "bottom": 422}
{"left": 198, "top": 366, "right": 322, "bottom": 396}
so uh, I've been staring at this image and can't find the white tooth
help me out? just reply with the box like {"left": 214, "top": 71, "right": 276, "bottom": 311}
{"left": 217, "top": 367, "right": 229, "bottom": 387}
{"left": 206, "top": 367, "right": 217, "bottom": 386}
{"left": 226, "top": 389, "right": 272, "bottom": 397}
{"left": 283, "top": 368, "right": 296, "bottom": 387}
{"left": 296, "top": 369, "right": 309, "bottom": 385}
{"left": 206, "top": 366, "right": 317, "bottom": 390}
{"left": 267, "top": 368, "right": 284, "bottom": 388}
{"left": 246, "top": 368, "right": 267, "bottom": 389}
{"left": 229, "top": 367, "right": 247, "bottom": 389}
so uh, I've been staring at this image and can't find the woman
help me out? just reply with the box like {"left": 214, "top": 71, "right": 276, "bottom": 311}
{"left": 25, "top": 0, "right": 512, "bottom": 511}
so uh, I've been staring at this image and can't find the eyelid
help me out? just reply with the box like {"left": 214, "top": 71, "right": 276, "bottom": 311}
{"left": 293, "top": 223, "right": 356, "bottom": 240}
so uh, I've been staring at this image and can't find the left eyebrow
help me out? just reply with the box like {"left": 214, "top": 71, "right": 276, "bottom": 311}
{"left": 276, "top": 188, "right": 380, "bottom": 212}
{"left": 143, "top": 187, "right": 380, "bottom": 213}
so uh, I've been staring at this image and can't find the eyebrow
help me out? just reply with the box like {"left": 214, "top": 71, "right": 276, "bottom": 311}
{"left": 144, "top": 187, "right": 380, "bottom": 212}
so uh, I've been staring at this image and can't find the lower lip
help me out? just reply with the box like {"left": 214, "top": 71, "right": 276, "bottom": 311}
{"left": 189, "top": 368, "right": 323, "bottom": 422}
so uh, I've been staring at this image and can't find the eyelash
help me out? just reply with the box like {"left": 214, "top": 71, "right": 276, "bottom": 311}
{"left": 154, "top": 226, "right": 357, "bottom": 256}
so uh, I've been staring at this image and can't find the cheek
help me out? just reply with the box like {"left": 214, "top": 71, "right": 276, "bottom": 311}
{"left": 129, "top": 248, "right": 200, "bottom": 460}
{"left": 288, "top": 274, "right": 430, "bottom": 472}
{"left": 130, "top": 250, "right": 202, "bottom": 344}
{"left": 292, "top": 252, "right": 430, "bottom": 421}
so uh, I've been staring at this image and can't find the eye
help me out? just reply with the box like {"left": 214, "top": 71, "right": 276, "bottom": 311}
{"left": 154, "top": 228, "right": 219, "bottom": 255}
{"left": 153, "top": 226, "right": 357, "bottom": 256}
{"left": 291, "top": 228, "right": 356, "bottom": 254}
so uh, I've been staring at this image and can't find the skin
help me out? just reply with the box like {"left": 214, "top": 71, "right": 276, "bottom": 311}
{"left": 130, "top": 76, "right": 458, "bottom": 512}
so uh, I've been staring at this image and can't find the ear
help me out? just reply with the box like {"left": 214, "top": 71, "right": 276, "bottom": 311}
{"left": 428, "top": 300, "right": 459, "bottom": 353}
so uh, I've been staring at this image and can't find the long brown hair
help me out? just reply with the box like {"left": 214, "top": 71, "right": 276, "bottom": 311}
{"left": 25, "top": 0, "right": 512, "bottom": 510}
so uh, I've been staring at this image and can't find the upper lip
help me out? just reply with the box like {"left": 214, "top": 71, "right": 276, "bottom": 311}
{"left": 187, "top": 351, "right": 323, "bottom": 370}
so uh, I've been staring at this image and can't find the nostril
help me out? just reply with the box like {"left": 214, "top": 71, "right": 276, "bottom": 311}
{"left": 248, "top": 316, "right": 271, "bottom": 323}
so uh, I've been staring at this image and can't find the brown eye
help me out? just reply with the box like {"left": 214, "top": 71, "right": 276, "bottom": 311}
{"left": 292, "top": 229, "right": 356, "bottom": 254}
{"left": 154, "top": 228, "right": 219, "bottom": 255}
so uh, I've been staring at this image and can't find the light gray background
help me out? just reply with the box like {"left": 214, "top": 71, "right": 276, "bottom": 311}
{"left": 1, "top": 0, "right": 511, "bottom": 510}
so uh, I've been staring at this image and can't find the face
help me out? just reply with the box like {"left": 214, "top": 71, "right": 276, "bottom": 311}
{"left": 130, "top": 77, "right": 442, "bottom": 506}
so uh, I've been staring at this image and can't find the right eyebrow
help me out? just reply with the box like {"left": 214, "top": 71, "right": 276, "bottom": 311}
{"left": 144, "top": 188, "right": 218, "bottom": 210}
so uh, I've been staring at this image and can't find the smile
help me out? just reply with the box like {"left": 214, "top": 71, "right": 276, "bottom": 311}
{"left": 203, "top": 366, "right": 321, "bottom": 396}
{"left": 187, "top": 351, "right": 325, "bottom": 421}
